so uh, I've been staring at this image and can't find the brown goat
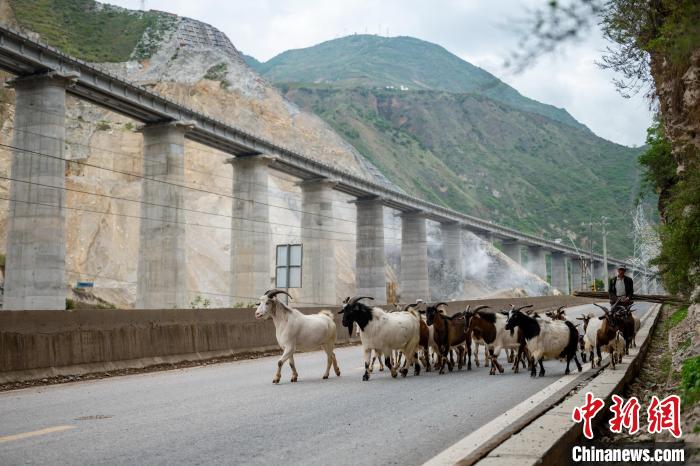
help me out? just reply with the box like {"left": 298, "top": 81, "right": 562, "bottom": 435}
{"left": 545, "top": 306, "right": 567, "bottom": 321}
{"left": 585, "top": 304, "right": 626, "bottom": 369}
{"left": 423, "top": 303, "right": 485, "bottom": 374}
{"left": 467, "top": 305, "right": 531, "bottom": 375}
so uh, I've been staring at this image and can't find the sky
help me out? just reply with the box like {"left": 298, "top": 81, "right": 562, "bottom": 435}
{"left": 109, "top": 0, "right": 653, "bottom": 147}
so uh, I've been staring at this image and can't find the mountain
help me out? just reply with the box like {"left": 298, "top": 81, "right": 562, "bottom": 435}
{"left": 0, "top": 0, "right": 403, "bottom": 306}
{"left": 0, "top": 0, "right": 640, "bottom": 304}
{"left": 247, "top": 35, "right": 646, "bottom": 258}
{"left": 248, "top": 35, "right": 583, "bottom": 129}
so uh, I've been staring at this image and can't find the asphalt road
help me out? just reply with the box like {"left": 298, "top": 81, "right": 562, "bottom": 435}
{"left": 0, "top": 302, "right": 651, "bottom": 466}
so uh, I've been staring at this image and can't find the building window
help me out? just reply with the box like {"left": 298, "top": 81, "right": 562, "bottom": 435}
{"left": 275, "top": 244, "right": 302, "bottom": 288}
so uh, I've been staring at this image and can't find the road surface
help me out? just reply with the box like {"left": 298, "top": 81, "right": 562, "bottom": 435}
{"left": 0, "top": 302, "right": 650, "bottom": 465}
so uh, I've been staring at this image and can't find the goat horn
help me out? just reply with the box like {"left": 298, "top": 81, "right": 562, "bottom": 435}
{"left": 435, "top": 302, "right": 449, "bottom": 309}
{"left": 349, "top": 296, "right": 374, "bottom": 306}
{"left": 472, "top": 305, "right": 490, "bottom": 313}
{"left": 266, "top": 289, "right": 292, "bottom": 299}
{"left": 464, "top": 304, "right": 471, "bottom": 312}
{"left": 515, "top": 304, "right": 534, "bottom": 312}
{"left": 402, "top": 302, "right": 419, "bottom": 312}
{"left": 593, "top": 303, "right": 610, "bottom": 314}
{"left": 557, "top": 306, "right": 566, "bottom": 313}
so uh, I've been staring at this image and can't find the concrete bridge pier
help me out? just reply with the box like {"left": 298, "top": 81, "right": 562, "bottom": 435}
{"left": 442, "top": 222, "right": 464, "bottom": 297}
{"left": 299, "top": 178, "right": 337, "bottom": 306}
{"left": 400, "top": 211, "right": 429, "bottom": 303}
{"left": 355, "top": 197, "right": 387, "bottom": 304}
{"left": 527, "top": 245, "right": 547, "bottom": 281}
{"left": 550, "top": 252, "right": 569, "bottom": 294}
{"left": 500, "top": 240, "right": 522, "bottom": 265}
{"left": 570, "top": 257, "right": 586, "bottom": 291}
{"left": 3, "top": 72, "right": 77, "bottom": 310}
{"left": 136, "top": 121, "right": 192, "bottom": 309}
{"left": 593, "top": 261, "right": 607, "bottom": 288}
{"left": 227, "top": 155, "right": 272, "bottom": 305}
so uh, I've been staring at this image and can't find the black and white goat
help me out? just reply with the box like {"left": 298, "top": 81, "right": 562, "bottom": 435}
{"left": 339, "top": 296, "right": 421, "bottom": 381}
{"left": 504, "top": 307, "right": 582, "bottom": 377}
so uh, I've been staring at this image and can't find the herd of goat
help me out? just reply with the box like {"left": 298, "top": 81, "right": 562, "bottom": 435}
{"left": 254, "top": 289, "right": 641, "bottom": 384}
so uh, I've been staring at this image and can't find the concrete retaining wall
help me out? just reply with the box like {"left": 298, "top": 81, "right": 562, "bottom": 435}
{"left": 0, "top": 295, "right": 597, "bottom": 383}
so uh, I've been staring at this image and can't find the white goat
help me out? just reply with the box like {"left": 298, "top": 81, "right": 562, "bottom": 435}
{"left": 339, "top": 296, "right": 421, "bottom": 380}
{"left": 255, "top": 289, "right": 340, "bottom": 384}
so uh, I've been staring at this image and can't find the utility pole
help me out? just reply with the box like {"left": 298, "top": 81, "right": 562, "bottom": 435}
{"left": 589, "top": 216, "right": 595, "bottom": 290}
{"left": 601, "top": 216, "right": 609, "bottom": 291}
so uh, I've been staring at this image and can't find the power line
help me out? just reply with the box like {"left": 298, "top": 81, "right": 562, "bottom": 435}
{"left": 0, "top": 173, "right": 359, "bottom": 240}
{"left": 0, "top": 111, "right": 611, "bottom": 257}
{"left": 0, "top": 190, "right": 488, "bottom": 250}
{"left": 0, "top": 141, "right": 476, "bottom": 240}
{"left": 64, "top": 268, "right": 333, "bottom": 307}
{"left": 0, "top": 139, "right": 361, "bottom": 227}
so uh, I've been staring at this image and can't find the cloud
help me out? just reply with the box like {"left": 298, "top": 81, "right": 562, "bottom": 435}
{"left": 110, "top": 0, "right": 652, "bottom": 145}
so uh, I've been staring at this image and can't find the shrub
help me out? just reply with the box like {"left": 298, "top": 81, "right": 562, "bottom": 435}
{"left": 681, "top": 355, "right": 700, "bottom": 408}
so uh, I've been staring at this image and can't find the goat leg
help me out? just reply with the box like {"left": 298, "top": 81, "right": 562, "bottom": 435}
{"left": 323, "top": 347, "right": 333, "bottom": 379}
{"left": 289, "top": 355, "right": 299, "bottom": 382}
{"left": 274, "top": 347, "right": 294, "bottom": 384}
{"left": 363, "top": 348, "right": 372, "bottom": 381}
{"left": 332, "top": 352, "right": 341, "bottom": 377}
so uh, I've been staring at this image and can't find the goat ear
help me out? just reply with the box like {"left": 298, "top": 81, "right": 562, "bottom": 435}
{"left": 418, "top": 310, "right": 426, "bottom": 314}
{"left": 338, "top": 309, "right": 344, "bottom": 314}
{"left": 599, "top": 315, "right": 607, "bottom": 320}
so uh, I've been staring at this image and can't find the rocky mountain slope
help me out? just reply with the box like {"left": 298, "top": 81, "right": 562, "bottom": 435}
{"left": 248, "top": 35, "right": 646, "bottom": 258}
{"left": 0, "top": 0, "right": 552, "bottom": 306}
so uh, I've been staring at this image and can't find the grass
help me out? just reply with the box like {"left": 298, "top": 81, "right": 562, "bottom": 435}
{"left": 96, "top": 120, "right": 111, "bottom": 131}
{"left": 203, "top": 63, "right": 230, "bottom": 90}
{"left": 679, "top": 335, "right": 692, "bottom": 351}
{"left": 10, "top": 0, "right": 173, "bottom": 62}
{"left": 668, "top": 306, "right": 688, "bottom": 329}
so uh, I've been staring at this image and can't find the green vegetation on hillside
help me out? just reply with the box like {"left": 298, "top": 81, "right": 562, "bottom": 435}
{"left": 282, "top": 84, "right": 641, "bottom": 257}
{"left": 640, "top": 122, "right": 700, "bottom": 296}
{"left": 247, "top": 35, "right": 583, "bottom": 129}
{"left": 10, "top": 0, "right": 173, "bottom": 62}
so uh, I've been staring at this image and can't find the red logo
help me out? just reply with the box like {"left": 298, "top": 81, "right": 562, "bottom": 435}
{"left": 647, "top": 395, "right": 682, "bottom": 438}
{"left": 572, "top": 392, "right": 605, "bottom": 439}
{"left": 609, "top": 394, "right": 641, "bottom": 434}
{"left": 573, "top": 394, "right": 682, "bottom": 439}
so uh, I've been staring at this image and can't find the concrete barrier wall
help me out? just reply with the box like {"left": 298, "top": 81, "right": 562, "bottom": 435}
{"left": 0, "top": 295, "right": 597, "bottom": 381}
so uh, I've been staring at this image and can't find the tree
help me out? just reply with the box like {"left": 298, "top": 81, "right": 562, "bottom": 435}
{"left": 512, "top": 0, "right": 700, "bottom": 298}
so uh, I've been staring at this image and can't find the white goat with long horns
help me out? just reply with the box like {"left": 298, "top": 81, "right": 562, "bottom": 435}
{"left": 255, "top": 289, "right": 341, "bottom": 384}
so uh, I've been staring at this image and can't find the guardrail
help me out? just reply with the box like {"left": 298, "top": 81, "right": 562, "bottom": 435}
{"left": 0, "top": 296, "right": 599, "bottom": 384}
